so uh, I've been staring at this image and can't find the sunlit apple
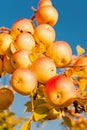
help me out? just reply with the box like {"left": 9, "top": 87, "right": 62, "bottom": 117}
{"left": 10, "top": 68, "right": 37, "bottom": 95}
{"left": 46, "top": 41, "right": 72, "bottom": 67}
{"left": 34, "top": 24, "right": 55, "bottom": 47}
{"left": 13, "top": 32, "right": 35, "bottom": 51}
{"left": 38, "top": 0, "right": 52, "bottom": 8}
{"left": 11, "top": 49, "right": 32, "bottom": 69}
{"left": 0, "top": 33, "right": 13, "bottom": 55}
{"left": 35, "top": 5, "right": 58, "bottom": 26}
{"left": 44, "top": 75, "right": 77, "bottom": 107}
{"left": 31, "top": 56, "right": 57, "bottom": 83}
{"left": 11, "top": 18, "right": 34, "bottom": 39}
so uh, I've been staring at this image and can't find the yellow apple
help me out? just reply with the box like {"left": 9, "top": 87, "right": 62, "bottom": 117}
{"left": 14, "top": 32, "right": 35, "bottom": 51}
{"left": 3, "top": 55, "right": 15, "bottom": 74}
{"left": 0, "top": 87, "right": 14, "bottom": 110}
{"left": 46, "top": 41, "right": 72, "bottom": 67}
{"left": 31, "top": 56, "right": 57, "bottom": 83}
{"left": 11, "top": 18, "right": 34, "bottom": 39}
{"left": 34, "top": 24, "right": 55, "bottom": 47}
{"left": 10, "top": 68, "right": 37, "bottom": 95}
{"left": 11, "top": 49, "right": 32, "bottom": 69}
{"left": 0, "top": 33, "right": 13, "bottom": 55}
{"left": 35, "top": 5, "right": 58, "bottom": 26}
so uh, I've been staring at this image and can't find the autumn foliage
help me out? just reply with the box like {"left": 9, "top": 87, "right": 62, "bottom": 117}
{"left": 0, "top": 0, "right": 87, "bottom": 130}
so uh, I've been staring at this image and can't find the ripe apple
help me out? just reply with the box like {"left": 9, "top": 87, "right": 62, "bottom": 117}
{"left": 11, "top": 18, "right": 34, "bottom": 39}
{"left": 34, "top": 24, "right": 55, "bottom": 47}
{"left": 11, "top": 49, "right": 32, "bottom": 69}
{"left": 10, "top": 68, "right": 37, "bottom": 95}
{"left": 0, "top": 33, "right": 13, "bottom": 55}
{"left": 38, "top": 0, "right": 52, "bottom": 8}
{"left": 0, "top": 87, "right": 14, "bottom": 110}
{"left": 44, "top": 75, "right": 77, "bottom": 107}
{"left": 13, "top": 32, "right": 35, "bottom": 51}
{"left": 74, "top": 55, "right": 87, "bottom": 66}
{"left": 46, "top": 41, "right": 72, "bottom": 67}
{"left": 31, "top": 56, "right": 57, "bottom": 83}
{"left": 0, "top": 58, "right": 3, "bottom": 75}
{"left": 35, "top": 5, "right": 58, "bottom": 26}
{"left": 3, "top": 55, "right": 15, "bottom": 74}
{"left": 74, "top": 55, "right": 87, "bottom": 76}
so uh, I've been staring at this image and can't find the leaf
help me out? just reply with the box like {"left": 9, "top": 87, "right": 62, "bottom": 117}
{"left": 76, "top": 45, "right": 85, "bottom": 56}
{"left": 20, "top": 121, "right": 31, "bottom": 130}
{"left": 73, "top": 66, "right": 87, "bottom": 78}
{"left": 78, "top": 77, "right": 87, "bottom": 91}
{"left": 62, "top": 116, "right": 72, "bottom": 128}
{"left": 33, "top": 107, "right": 49, "bottom": 121}
{"left": 25, "top": 99, "right": 46, "bottom": 112}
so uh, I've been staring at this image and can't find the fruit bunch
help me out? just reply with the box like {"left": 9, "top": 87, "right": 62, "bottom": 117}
{"left": 0, "top": 0, "right": 87, "bottom": 129}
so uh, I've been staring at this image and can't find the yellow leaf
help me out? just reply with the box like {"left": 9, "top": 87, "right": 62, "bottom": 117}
{"left": 33, "top": 107, "right": 49, "bottom": 121}
{"left": 20, "top": 121, "right": 31, "bottom": 130}
{"left": 76, "top": 45, "right": 85, "bottom": 56}
{"left": 62, "top": 116, "right": 72, "bottom": 128}
{"left": 78, "top": 77, "right": 87, "bottom": 91}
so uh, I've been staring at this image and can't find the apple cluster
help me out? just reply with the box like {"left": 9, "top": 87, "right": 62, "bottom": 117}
{"left": 0, "top": 0, "right": 85, "bottom": 111}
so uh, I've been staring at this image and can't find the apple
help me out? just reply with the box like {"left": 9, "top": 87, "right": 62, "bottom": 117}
{"left": 34, "top": 24, "right": 55, "bottom": 47}
{"left": 11, "top": 49, "right": 32, "bottom": 69}
{"left": 44, "top": 75, "right": 77, "bottom": 107}
{"left": 35, "top": 5, "right": 58, "bottom": 26}
{"left": 31, "top": 56, "right": 57, "bottom": 83}
{"left": 73, "top": 55, "right": 87, "bottom": 76}
{"left": 74, "top": 55, "right": 87, "bottom": 66}
{"left": 0, "top": 33, "right": 13, "bottom": 55}
{"left": 3, "top": 55, "right": 15, "bottom": 74}
{"left": 46, "top": 41, "right": 72, "bottom": 67}
{"left": 0, "top": 87, "right": 14, "bottom": 110}
{"left": 0, "top": 58, "right": 3, "bottom": 76}
{"left": 38, "top": 0, "right": 52, "bottom": 8}
{"left": 13, "top": 32, "right": 35, "bottom": 51}
{"left": 10, "top": 68, "right": 37, "bottom": 95}
{"left": 10, "top": 18, "right": 34, "bottom": 39}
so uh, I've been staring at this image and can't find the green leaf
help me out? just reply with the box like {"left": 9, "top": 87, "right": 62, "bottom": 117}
{"left": 33, "top": 107, "right": 49, "bottom": 121}
{"left": 25, "top": 98, "right": 46, "bottom": 112}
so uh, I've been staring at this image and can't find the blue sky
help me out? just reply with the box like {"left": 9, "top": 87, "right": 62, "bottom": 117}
{"left": 0, "top": 0, "right": 87, "bottom": 130}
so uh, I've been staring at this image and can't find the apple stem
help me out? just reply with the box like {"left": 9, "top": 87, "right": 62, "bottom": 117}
{"left": 30, "top": 14, "right": 36, "bottom": 21}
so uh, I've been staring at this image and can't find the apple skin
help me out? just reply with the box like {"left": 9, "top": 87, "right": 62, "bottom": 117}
{"left": 10, "top": 68, "right": 37, "bottom": 95}
{"left": 31, "top": 56, "right": 57, "bottom": 83}
{"left": 73, "top": 55, "right": 87, "bottom": 76}
{"left": 74, "top": 55, "right": 87, "bottom": 66}
{"left": 11, "top": 49, "right": 32, "bottom": 69}
{"left": 34, "top": 24, "right": 55, "bottom": 47}
{"left": 3, "top": 55, "right": 15, "bottom": 74}
{"left": 0, "top": 87, "right": 14, "bottom": 110}
{"left": 46, "top": 41, "right": 72, "bottom": 67}
{"left": 14, "top": 32, "right": 35, "bottom": 51}
{"left": 0, "top": 58, "right": 3, "bottom": 75}
{"left": 0, "top": 33, "right": 13, "bottom": 55}
{"left": 38, "top": 0, "right": 52, "bottom": 8}
{"left": 35, "top": 5, "right": 58, "bottom": 26}
{"left": 11, "top": 18, "right": 34, "bottom": 39}
{"left": 44, "top": 75, "right": 77, "bottom": 107}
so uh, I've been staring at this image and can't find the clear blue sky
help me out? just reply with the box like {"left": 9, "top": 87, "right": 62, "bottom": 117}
{"left": 0, "top": 0, "right": 87, "bottom": 130}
